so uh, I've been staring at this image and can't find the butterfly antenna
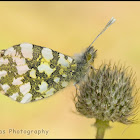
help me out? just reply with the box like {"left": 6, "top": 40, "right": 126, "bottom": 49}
{"left": 89, "top": 17, "right": 116, "bottom": 47}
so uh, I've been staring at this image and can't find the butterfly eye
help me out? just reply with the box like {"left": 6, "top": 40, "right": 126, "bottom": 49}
{"left": 86, "top": 53, "right": 92, "bottom": 62}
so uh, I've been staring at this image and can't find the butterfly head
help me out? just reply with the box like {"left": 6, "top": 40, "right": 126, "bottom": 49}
{"left": 84, "top": 46, "right": 97, "bottom": 65}
{"left": 73, "top": 46, "right": 97, "bottom": 84}
{"left": 74, "top": 46, "right": 97, "bottom": 66}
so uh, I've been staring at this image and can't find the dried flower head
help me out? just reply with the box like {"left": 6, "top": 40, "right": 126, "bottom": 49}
{"left": 74, "top": 62, "right": 139, "bottom": 124}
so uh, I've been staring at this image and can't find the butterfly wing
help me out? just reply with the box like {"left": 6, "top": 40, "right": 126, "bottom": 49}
{"left": 0, "top": 43, "right": 77, "bottom": 103}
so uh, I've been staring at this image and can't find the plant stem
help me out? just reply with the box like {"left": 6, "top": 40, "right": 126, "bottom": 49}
{"left": 94, "top": 119, "right": 110, "bottom": 139}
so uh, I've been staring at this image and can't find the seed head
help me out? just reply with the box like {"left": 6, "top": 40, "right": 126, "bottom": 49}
{"left": 74, "top": 62, "right": 139, "bottom": 124}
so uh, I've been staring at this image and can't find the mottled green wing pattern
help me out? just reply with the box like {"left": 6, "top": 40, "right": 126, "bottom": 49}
{"left": 0, "top": 43, "right": 77, "bottom": 103}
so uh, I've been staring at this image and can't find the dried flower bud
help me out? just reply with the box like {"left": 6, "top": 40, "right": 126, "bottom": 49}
{"left": 74, "top": 63, "right": 139, "bottom": 124}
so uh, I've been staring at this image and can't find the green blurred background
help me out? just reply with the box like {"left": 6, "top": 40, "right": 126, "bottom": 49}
{"left": 0, "top": 1, "right": 140, "bottom": 139}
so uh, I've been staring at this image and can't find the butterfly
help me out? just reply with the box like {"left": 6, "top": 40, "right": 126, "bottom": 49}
{"left": 0, "top": 17, "right": 116, "bottom": 103}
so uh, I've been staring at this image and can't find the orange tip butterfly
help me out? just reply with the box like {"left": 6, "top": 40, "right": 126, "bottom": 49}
{"left": 0, "top": 17, "right": 116, "bottom": 103}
